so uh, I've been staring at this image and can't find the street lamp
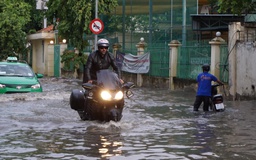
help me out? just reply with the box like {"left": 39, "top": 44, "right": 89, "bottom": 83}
{"left": 216, "top": 31, "right": 221, "bottom": 37}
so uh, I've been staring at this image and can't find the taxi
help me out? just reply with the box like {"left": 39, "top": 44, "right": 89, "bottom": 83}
{"left": 0, "top": 57, "right": 43, "bottom": 94}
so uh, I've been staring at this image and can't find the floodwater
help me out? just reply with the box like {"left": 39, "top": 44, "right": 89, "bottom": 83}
{"left": 0, "top": 77, "right": 256, "bottom": 160}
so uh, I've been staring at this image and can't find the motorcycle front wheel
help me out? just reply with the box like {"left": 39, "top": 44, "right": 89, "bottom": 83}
{"left": 109, "top": 109, "right": 122, "bottom": 122}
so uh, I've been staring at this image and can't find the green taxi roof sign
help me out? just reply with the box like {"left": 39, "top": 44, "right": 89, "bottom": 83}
{"left": 6, "top": 57, "right": 18, "bottom": 62}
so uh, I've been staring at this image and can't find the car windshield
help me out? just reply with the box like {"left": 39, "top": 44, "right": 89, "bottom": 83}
{"left": 0, "top": 64, "right": 34, "bottom": 77}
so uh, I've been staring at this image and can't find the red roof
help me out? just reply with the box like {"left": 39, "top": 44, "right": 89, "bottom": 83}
{"left": 37, "top": 25, "right": 54, "bottom": 33}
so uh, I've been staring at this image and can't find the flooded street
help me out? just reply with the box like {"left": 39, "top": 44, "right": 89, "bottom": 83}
{"left": 0, "top": 77, "right": 256, "bottom": 160}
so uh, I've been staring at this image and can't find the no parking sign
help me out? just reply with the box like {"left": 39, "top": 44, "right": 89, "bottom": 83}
{"left": 89, "top": 18, "right": 104, "bottom": 34}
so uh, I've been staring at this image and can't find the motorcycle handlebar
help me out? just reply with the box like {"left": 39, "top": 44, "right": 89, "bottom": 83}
{"left": 211, "top": 83, "right": 224, "bottom": 87}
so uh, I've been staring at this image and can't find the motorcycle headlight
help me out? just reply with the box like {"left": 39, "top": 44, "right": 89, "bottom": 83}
{"left": 31, "top": 83, "right": 41, "bottom": 89}
{"left": 101, "top": 90, "right": 112, "bottom": 101}
{"left": 114, "top": 91, "right": 123, "bottom": 100}
{"left": 100, "top": 90, "right": 124, "bottom": 101}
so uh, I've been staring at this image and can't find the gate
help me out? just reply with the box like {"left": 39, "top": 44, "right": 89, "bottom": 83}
{"left": 219, "top": 45, "right": 228, "bottom": 83}
{"left": 147, "top": 45, "right": 169, "bottom": 77}
{"left": 178, "top": 45, "right": 211, "bottom": 80}
{"left": 178, "top": 44, "right": 228, "bottom": 83}
{"left": 54, "top": 45, "right": 60, "bottom": 77}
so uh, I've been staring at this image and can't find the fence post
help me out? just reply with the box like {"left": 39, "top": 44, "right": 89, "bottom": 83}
{"left": 209, "top": 32, "right": 225, "bottom": 80}
{"left": 136, "top": 37, "right": 147, "bottom": 87}
{"left": 47, "top": 44, "right": 54, "bottom": 76}
{"left": 168, "top": 40, "right": 181, "bottom": 90}
{"left": 112, "top": 43, "right": 121, "bottom": 59}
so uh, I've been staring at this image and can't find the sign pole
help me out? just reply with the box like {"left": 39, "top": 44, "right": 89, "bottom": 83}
{"left": 89, "top": 2, "right": 104, "bottom": 47}
{"left": 94, "top": 0, "right": 98, "bottom": 51}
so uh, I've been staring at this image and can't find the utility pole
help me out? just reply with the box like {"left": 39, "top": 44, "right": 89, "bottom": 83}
{"left": 182, "top": 0, "right": 186, "bottom": 46}
{"left": 94, "top": 0, "right": 98, "bottom": 51}
{"left": 36, "top": 0, "right": 48, "bottom": 28}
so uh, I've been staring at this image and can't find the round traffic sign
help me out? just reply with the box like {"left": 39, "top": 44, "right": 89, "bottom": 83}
{"left": 89, "top": 18, "right": 104, "bottom": 34}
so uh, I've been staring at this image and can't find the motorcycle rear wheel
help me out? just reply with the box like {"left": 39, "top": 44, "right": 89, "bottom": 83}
{"left": 209, "top": 98, "right": 216, "bottom": 111}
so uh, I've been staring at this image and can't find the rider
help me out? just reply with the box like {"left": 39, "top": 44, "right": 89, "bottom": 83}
{"left": 85, "top": 38, "right": 123, "bottom": 84}
{"left": 79, "top": 39, "right": 124, "bottom": 120}
{"left": 193, "top": 64, "right": 224, "bottom": 112}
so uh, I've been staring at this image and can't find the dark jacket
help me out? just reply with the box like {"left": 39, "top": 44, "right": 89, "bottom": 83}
{"left": 85, "top": 50, "right": 121, "bottom": 81}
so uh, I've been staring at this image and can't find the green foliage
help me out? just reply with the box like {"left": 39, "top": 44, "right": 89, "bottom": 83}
{"left": 0, "top": 0, "right": 31, "bottom": 60}
{"left": 46, "top": 0, "right": 118, "bottom": 51}
{"left": 28, "top": 29, "right": 37, "bottom": 34}
{"left": 24, "top": 0, "right": 45, "bottom": 32}
{"left": 61, "top": 49, "right": 88, "bottom": 71}
{"left": 207, "top": 0, "right": 219, "bottom": 13}
{"left": 218, "top": 0, "right": 256, "bottom": 15}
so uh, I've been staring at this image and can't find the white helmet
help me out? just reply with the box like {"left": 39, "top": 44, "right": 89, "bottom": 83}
{"left": 97, "top": 38, "right": 109, "bottom": 47}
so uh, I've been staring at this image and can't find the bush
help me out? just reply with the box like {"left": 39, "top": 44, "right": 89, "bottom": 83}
{"left": 61, "top": 49, "right": 88, "bottom": 71}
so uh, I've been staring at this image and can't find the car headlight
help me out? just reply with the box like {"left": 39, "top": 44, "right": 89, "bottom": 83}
{"left": 100, "top": 90, "right": 124, "bottom": 101}
{"left": 0, "top": 84, "right": 6, "bottom": 88}
{"left": 31, "top": 83, "right": 41, "bottom": 89}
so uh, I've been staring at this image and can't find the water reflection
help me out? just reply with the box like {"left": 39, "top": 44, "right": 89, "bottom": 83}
{"left": 0, "top": 123, "right": 124, "bottom": 159}
{"left": 192, "top": 115, "right": 219, "bottom": 158}
{"left": 85, "top": 125, "right": 123, "bottom": 159}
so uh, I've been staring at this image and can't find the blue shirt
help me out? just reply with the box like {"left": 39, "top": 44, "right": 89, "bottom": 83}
{"left": 196, "top": 72, "right": 217, "bottom": 96}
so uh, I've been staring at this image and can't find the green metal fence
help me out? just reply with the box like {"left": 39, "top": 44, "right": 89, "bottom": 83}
{"left": 110, "top": 0, "right": 203, "bottom": 79}
{"left": 178, "top": 45, "right": 211, "bottom": 80}
{"left": 177, "top": 44, "right": 228, "bottom": 83}
{"left": 219, "top": 45, "right": 229, "bottom": 83}
{"left": 67, "top": 0, "right": 230, "bottom": 82}
{"left": 119, "top": 43, "right": 229, "bottom": 83}
{"left": 147, "top": 45, "right": 169, "bottom": 77}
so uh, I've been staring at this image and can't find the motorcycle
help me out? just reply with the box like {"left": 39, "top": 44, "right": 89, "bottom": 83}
{"left": 69, "top": 69, "right": 135, "bottom": 122}
{"left": 210, "top": 84, "right": 225, "bottom": 112}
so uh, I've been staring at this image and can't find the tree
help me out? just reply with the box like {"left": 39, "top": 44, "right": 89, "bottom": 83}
{"left": 45, "top": 0, "right": 118, "bottom": 51}
{"left": 24, "top": 0, "right": 45, "bottom": 33}
{"left": 0, "top": 0, "right": 31, "bottom": 60}
{"left": 218, "top": 0, "right": 256, "bottom": 15}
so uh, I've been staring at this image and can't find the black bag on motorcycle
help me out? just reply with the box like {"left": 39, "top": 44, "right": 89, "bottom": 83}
{"left": 70, "top": 89, "right": 85, "bottom": 111}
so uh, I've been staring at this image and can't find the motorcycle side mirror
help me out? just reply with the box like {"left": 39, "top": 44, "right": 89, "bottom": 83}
{"left": 122, "top": 82, "right": 135, "bottom": 90}
{"left": 126, "top": 90, "right": 134, "bottom": 98}
{"left": 82, "top": 82, "right": 95, "bottom": 90}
